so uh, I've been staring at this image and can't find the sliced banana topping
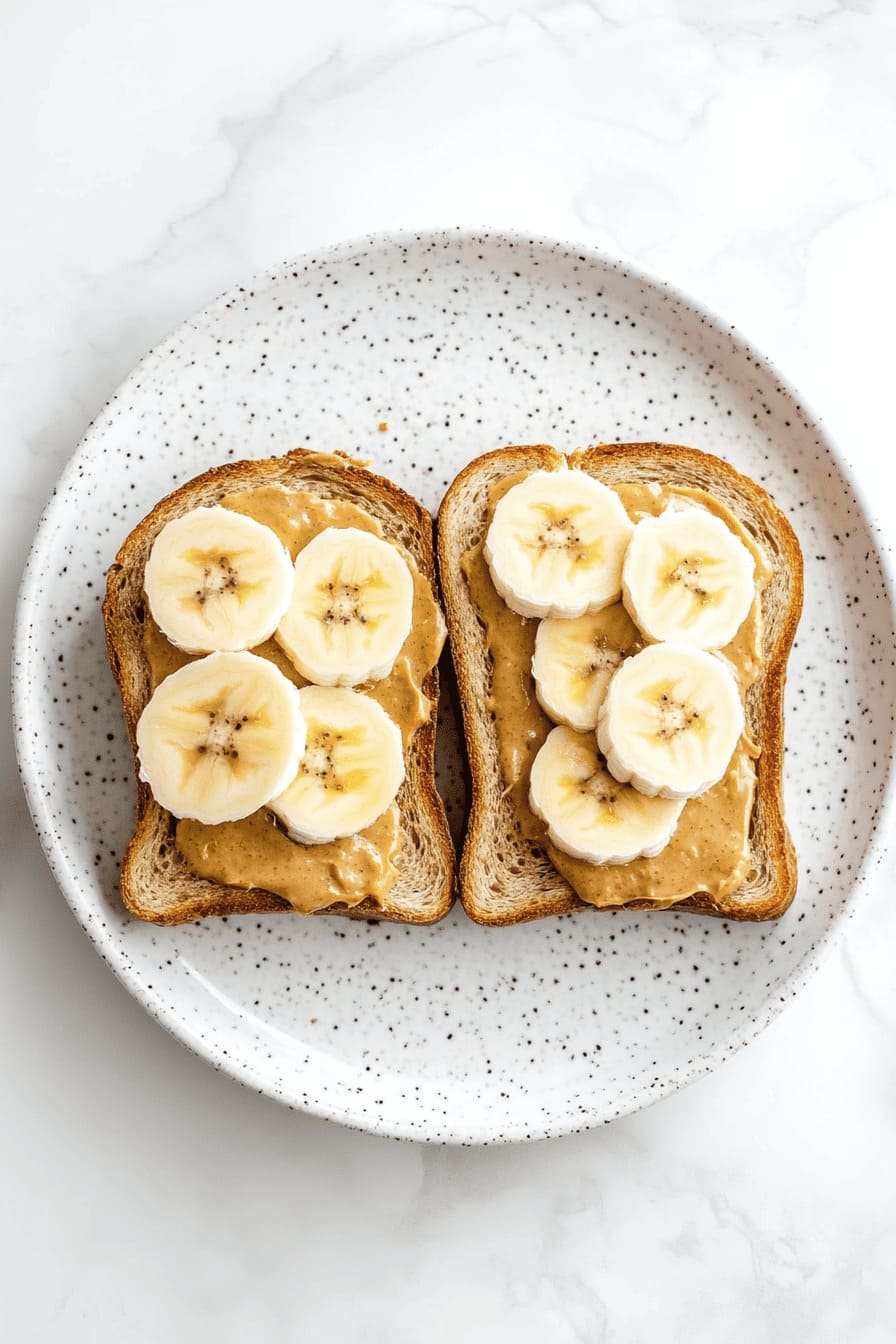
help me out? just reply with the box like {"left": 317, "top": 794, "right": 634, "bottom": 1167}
{"left": 269, "top": 686, "right": 405, "bottom": 844}
{"left": 598, "top": 642, "right": 744, "bottom": 799}
{"left": 622, "top": 506, "right": 755, "bottom": 649}
{"left": 276, "top": 527, "right": 414, "bottom": 686}
{"left": 144, "top": 506, "right": 294, "bottom": 653}
{"left": 136, "top": 651, "right": 306, "bottom": 824}
{"left": 484, "top": 469, "right": 635, "bottom": 619}
{"left": 529, "top": 725, "right": 685, "bottom": 864}
{"left": 532, "top": 604, "right": 642, "bottom": 732}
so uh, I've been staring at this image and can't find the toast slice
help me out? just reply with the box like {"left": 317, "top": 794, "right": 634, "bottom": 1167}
{"left": 104, "top": 449, "right": 455, "bottom": 926}
{"left": 439, "top": 444, "right": 803, "bottom": 926}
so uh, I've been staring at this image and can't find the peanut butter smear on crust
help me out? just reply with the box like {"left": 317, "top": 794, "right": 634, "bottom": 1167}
{"left": 143, "top": 482, "right": 444, "bottom": 913}
{"left": 462, "top": 476, "right": 768, "bottom": 909}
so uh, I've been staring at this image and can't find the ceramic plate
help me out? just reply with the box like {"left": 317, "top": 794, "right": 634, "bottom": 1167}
{"left": 13, "top": 229, "right": 896, "bottom": 1143}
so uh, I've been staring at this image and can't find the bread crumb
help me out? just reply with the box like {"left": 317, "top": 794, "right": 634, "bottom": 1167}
{"left": 378, "top": 421, "right": 388, "bottom": 432}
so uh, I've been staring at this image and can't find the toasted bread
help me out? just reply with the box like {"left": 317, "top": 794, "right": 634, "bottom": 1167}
{"left": 438, "top": 444, "right": 803, "bottom": 926}
{"left": 104, "top": 449, "right": 455, "bottom": 926}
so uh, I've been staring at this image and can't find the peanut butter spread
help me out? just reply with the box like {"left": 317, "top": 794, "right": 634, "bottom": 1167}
{"left": 143, "top": 482, "right": 445, "bottom": 913}
{"left": 462, "top": 475, "right": 770, "bottom": 909}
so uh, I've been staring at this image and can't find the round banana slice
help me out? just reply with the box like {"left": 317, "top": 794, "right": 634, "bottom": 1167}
{"left": 144, "top": 506, "right": 294, "bottom": 653}
{"left": 529, "top": 725, "right": 684, "bottom": 864}
{"left": 532, "top": 604, "right": 642, "bottom": 732}
{"left": 136, "top": 651, "right": 306, "bottom": 823}
{"left": 598, "top": 643, "right": 744, "bottom": 799}
{"left": 622, "top": 506, "right": 755, "bottom": 649}
{"left": 484, "top": 469, "right": 634, "bottom": 619}
{"left": 269, "top": 686, "right": 405, "bottom": 844}
{"left": 276, "top": 527, "right": 414, "bottom": 686}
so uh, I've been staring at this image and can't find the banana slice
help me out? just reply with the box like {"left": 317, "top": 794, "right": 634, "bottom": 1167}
{"left": 276, "top": 527, "right": 414, "bottom": 686}
{"left": 532, "top": 604, "right": 642, "bottom": 732}
{"left": 622, "top": 506, "right": 755, "bottom": 649}
{"left": 136, "top": 651, "right": 306, "bottom": 823}
{"left": 529, "top": 725, "right": 684, "bottom": 864}
{"left": 144, "top": 506, "right": 294, "bottom": 653}
{"left": 598, "top": 643, "right": 744, "bottom": 799}
{"left": 270, "top": 686, "right": 405, "bottom": 844}
{"left": 484, "top": 469, "right": 634, "bottom": 618}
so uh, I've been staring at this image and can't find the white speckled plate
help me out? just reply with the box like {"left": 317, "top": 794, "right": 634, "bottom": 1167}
{"left": 13, "top": 229, "right": 896, "bottom": 1143}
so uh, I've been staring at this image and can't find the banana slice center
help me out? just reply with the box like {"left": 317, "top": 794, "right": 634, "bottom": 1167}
{"left": 521, "top": 503, "right": 603, "bottom": 574}
{"left": 582, "top": 637, "right": 623, "bottom": 683}
{"left": 302, "top": 728, "right": 342, "bottom": 785}
{"left": 662, "top": 547, "right": 723, "bottom": 615}
{"left": 300, "top": 721, "right": 371, "bottom": 793}
{"left": 651, "top": 684, "right": 705, "bottom": 742}
{"left": 198, "top": 708, "right": 249, "bottom": 758}
{"left": 575, "top": 768, "right": 621, "bottom": 813}
{"left": 178, "top": 698, "right": 255, "bottom": 775}
{"left": 318, "top": 574, "right": 385, "bottom": 632}
{"left": 182, "top": 549, "right": 258, "bottom": 615}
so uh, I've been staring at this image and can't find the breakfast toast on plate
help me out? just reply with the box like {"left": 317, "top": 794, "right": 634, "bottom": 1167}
{"left": 104, "top": 449, "right": 455, "bottom": 926}
{"left": 438, "top": 443, "right": 803, "bottom": 926}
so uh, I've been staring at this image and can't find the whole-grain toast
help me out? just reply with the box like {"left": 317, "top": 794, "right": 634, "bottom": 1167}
{"left": 438, "top": 443, "right": 803, "bottom": 926}
{"left": 104, "top": 449, "right": 455, "bottom": 926}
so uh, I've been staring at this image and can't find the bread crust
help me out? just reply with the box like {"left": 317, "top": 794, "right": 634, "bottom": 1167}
{"left": 438, "top": 444, "right": 803, "bottom": 926}
{"left": 104, "top": 449, "right": 455, "bottom": 925}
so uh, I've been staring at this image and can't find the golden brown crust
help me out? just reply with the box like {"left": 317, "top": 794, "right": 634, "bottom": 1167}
{"left": 438, "top": 443, "right": 803, "bottom": 926}
{"left": 104, "top": 449, "right": 455, "bottom": 926}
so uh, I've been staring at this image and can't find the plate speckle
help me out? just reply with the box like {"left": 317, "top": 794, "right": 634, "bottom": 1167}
{"left": 13, "top": 229, "right": 896, "bottom": 1143}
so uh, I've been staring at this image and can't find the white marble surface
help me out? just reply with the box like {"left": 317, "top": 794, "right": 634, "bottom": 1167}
{"left": 3, "top": 1, "right": 895, "bottom": 1338}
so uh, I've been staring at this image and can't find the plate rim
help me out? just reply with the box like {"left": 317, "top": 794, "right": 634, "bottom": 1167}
{"left": 12, "top": 225, "right": 896, "bottom": 1144}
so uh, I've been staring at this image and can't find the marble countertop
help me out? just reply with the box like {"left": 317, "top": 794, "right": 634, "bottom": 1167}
{"left": 3, "top": 2, "right": 894, "bottom": 1339}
